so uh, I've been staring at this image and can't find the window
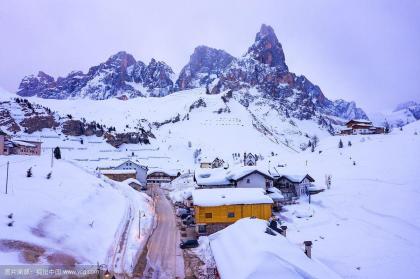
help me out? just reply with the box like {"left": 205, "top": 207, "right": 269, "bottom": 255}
{"left": 227, "top": 212, "right": 235, "bottom": 218}
{"left": 205, "top": 213, "right": 212, "bottom": 219}
{"left": 246, "top": 178, "right": 250, "bottom": 183}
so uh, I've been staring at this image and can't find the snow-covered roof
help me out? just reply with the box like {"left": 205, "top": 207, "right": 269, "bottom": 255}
{"left": 192, "top": 188, "right": 273, "bottom": 207}
{"left": 226, "top": 165, "right": 273, "bottom": 181}
{"left": 346, "top": 119, "right": 372, "bottom": 124}
{"left": 12, "top": 140, "right": 37, "bottom": 147}
{"left": 195, "top": 167, "right": 232, "bottom": 186}
{"left": 115, "top": 160, "right": 147, "bottom": 169}
{"left": 209, "top": 218, "right": 342, "bottom": 279}
{"left": 266, "top": 187, "right": 284, "bottom": 201}
{"left": 148, "top": 168, "right": 180, "bottom": 177}
{"left": 122, "top": 178, "right": 144, "bottom": 186}
{"left": 278, "top": 174, "right": 314, "bottom": 183}
{"left": 195, "top": 165, "right": 272, "bottom": 186}
{"left": 100, "top": 169, "right": 136, "bottom": 175}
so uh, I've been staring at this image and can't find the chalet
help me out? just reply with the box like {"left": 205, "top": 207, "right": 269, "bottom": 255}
{"left": 243, "top": 152, "right": 257, "bottom": 166}
{"left": 100, "top": 169, "right": 136, "bottom": 182}
{"left": 147, "top": 169, "right": 181, "bottom": 186}
{"left": 192, "top": 188, "right": 273, "bottom": 234}
{"left": 194, "top": 166, "right": 274, "bottom": 190}
{"left": 340, "top": 119, "right": 385, "bottom": 135}
{"left": 273, "top": 174, "right": 315, "bottom": 201}
{"left": 200, "top": 157, "right": 226, "bottom": 169}
{"left": 114, "top": 160, "right": 148, "bottom": 185}
{"left": 0, "top": 135, "right": 42, "bottom": 156}
{"left": 122, "top": 178, "right": 145, "bottom": 191}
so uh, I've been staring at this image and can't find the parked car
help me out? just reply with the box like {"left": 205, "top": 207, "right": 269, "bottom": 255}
{"left": 180, "top": 239, "right": 199, "bottom": 249}
{"left": 180, "top": 213, "right": 191, "bottom": 220}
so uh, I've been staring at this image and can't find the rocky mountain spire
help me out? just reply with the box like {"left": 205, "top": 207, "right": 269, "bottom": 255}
{"left": 176, "top": 46, "right": 234, "bottom": 90}
{"left": 246, "top": 24, "right": 288, "bottom": 71}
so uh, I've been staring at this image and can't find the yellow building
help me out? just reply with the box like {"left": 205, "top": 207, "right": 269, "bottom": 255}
{"left": 192, "top": 188, "right": 273, "bottom": 234}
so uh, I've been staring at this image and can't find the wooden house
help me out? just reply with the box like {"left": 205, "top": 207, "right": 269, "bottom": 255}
{"left": 340, "top": 119, "right": 385, "bottom": 135}
{"left": 192, "top": 188, "right": 273, "bottom": 235}
{"left": 147, "top": 169, "right": 180, "bottom": 186}
{"left": 273, "top": 174, "right": 315, "bottom": 200}
{"left": 0, "top": 135, "right": 42, "bottom": 156}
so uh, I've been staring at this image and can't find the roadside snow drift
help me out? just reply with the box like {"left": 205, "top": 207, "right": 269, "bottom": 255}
{"left": 209, "top": 218, "right": 341, "bottom": 279}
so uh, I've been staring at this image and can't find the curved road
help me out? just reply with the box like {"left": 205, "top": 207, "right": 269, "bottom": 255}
{"left": 143, "top": 185, "right": 185, "bottom": 279}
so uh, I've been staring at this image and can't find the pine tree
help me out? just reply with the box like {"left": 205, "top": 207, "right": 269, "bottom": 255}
{"left": 338, "top": 139, "right": 343, "bottom": 148}
{"left": 205, "top": 85, "right": 210, "bottom": 95}
{"left": 54, "top": 147, "right": 61, "bottom": 159}
{"left": 27, "top": 167, "right": 32, "bottom": 178}
{"left": 311, "top": 145, "right": 315, "bottom": 152}
{"left": 308, "top": 140, "right": 312, "bottom": 147}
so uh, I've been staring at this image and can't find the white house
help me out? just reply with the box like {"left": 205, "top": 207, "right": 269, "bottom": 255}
{"left": 114, "top": 160, "right": 148, "bottom": 186}
{"left": 194, "top": 165, "right": 274, "bottom": 190}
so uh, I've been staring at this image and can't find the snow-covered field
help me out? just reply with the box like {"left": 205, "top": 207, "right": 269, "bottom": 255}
{"left": 269, "top": 122, "right": 420, "bottom": 278}
{"left": 0, "top": 153, "right": 154, "bottom": 275}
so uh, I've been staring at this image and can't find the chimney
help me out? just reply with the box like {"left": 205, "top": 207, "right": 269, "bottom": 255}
{"left": 304, "top": 241, "right": 312, "bottom": 258}
{"left": 280, "top": 225, "right": 287, "bottom": 237}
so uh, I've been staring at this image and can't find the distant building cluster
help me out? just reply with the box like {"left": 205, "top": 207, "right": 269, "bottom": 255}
{"left": 0, "top": 135, "right": 42, "bottom": 156}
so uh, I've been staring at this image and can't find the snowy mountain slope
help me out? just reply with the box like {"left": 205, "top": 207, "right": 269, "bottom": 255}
{"left": 0, "top": 154, "right": 154, "bottom": 271}
{"left": 14, "top": 87, "right": 333, "bottom": 166}
{"left": 369, "top": 101, "right": 420, "bottom": 128}
{"left": 14, "top": 24, "right": 366, "bottom": 125}
{"left": 17, "top": 52, "right": 175, "bottom": 99}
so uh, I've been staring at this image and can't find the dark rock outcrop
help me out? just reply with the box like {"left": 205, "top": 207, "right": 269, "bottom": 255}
{"left": 176, "top": 46, "right": 234, "bottom": 90}
{"left": 17, "top": 52, "right": 175, "bottom": 99}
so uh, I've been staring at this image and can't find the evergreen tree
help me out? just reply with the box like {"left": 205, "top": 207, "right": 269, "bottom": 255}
{"left": 338, "top": 139, "right": 343, "bottom": 148}
{"left": 54, "top": 147, "right": 61, "bottom": 159}
{"left": 27, "top": 167, "right": 32, "bottom": 178}
{"left": 205, "top": 85, "right": 210, "bottom": 95}
{"left": 311, "top": 144, "right": 315, "bottom": 152}
{"left": 308, "top": 140, "right": 312, "bottom": 147}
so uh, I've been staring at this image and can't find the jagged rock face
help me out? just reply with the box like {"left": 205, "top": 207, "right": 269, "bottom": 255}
{"left": 15, "top": 24, "right": 367, "bottom": 121}
{"left": 17, "top": 52, "right": 174, "bottom": 99}
{"left": 246, "top": 24, "right": 288, "bottom": 71}
{"left": 212, "top": 24, "right": 367, "bottom": 121}
{"left": 394, "top": 101, "right": 420, "bottom": 120}
{"left": 176, "top": 46, "right": 234, "bottom": 90}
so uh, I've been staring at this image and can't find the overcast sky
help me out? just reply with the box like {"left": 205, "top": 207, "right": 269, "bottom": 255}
{"left": 1, "top": 0, "right": 419, "bottom": 112}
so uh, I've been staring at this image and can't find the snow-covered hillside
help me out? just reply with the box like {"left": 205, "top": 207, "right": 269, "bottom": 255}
{"left": 13, "top": 88, "right": 331, "bottom": 167}
{"left": 369, "top": 101, "right": 420, "bottom": 128}
{"left": 267, "top": 121, "right": 420, "bottom": 278}
{"left": 0, "top": 154, "right": 154, "bottom": 274}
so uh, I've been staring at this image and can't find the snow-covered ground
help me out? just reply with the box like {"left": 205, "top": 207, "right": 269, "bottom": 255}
{"left": 0, "top": 153, "right": 154, "bottom": 275}
{"left": 270, "top": 121, "right": 420, "bottom": 278}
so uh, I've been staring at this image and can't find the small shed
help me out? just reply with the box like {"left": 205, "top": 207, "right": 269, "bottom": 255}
{"left": 122, "top": 178, "right": 145, "bottom": 191}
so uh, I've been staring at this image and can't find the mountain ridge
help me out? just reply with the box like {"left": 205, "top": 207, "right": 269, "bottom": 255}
{"left": 16, "top": 24, "right": 367, "bottom": 122}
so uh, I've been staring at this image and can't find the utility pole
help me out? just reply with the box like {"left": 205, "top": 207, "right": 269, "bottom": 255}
{"left": 5, "top": 161, "right": 9, "bottom": 194}
{"left": 51, "top": 148, "right": 54, "bottom": 168}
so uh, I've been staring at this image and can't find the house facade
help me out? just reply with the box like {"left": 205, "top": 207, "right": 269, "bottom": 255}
{"left": 274, "top": 174, "right": 315, "bottom": 200}
{"left": 0, "top": 135, "right": 41, "bottom": 156}
{"left": 340, "top": 120, "right": 385, "bottom": 135}
{"left": 233, "top": 170, "right": 273, "bottom": 190}
{"left": 114, "top": 160, "right": 148, "bottom": 185}
{"left": 147, "top": 170, "right": 180, "bottom": 186}
{"left": 192, "top": 188, "right": 273, "bottom": 235}
{"left": 243, "top": 153, "right": 257, "bottom": 166}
